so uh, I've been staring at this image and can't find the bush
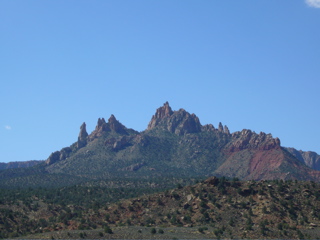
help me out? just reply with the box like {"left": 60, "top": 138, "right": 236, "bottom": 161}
{"left": 158, "top": 229, "right": 164, "bottom": 234}
{"left": 104, "top": 225, "right": 113, "bottom": 234}
{"left": 151, "top": 228, "right": 156, "bottom": 234}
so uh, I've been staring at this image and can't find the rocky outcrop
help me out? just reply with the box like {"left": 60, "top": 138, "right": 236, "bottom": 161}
{"left": 124, "top": 162, "right": 145, "bottom": 171}
{"left": 147, "top": 102, "right": 173, "bottom": 130}
{"left": 204, "top": 176, "right": 219, "bottom": 186}
{"left": 45, "top": 151, "right": 61, "bottom": 165}
{"left": 286, "top": 148, "right": 320, "bottom": 171}
{"left": 89, "top": 115, "right": 128, "bottom": 140}
{"left": 105, "top": 136, "right": 132, "bottom": 151}
{"left": 202, "top": 124, "right": 215, "bottom": 132}
{"left": 202, "top": 122, "right": 230, "bottom": 135}
{"left": 89, "top": 118, "right": 109, "bottom": 140}
{"left": 134, "top": 134, "right": 150, "bottom": 147}
{"left": 108, "top": 114, "right": 127, "bottom": 134}
{"left": 77, "top": 122, "right": 88, "bottom": 148}
{"left": 59, "top": 147, "right": 72, "bottom": 160}
{"left": 224, "top": 125, "right": 230, "bottom": 135}
{"left": 228, "top": 130, "right": 280, "bottom": 152}
{"left": 147, "top": 102, "right": 201, "bottom": 135}
{"left": 112, "top": 136, "right": 130, "bottom": 151}
{"left": 45, "top": 147, "right": 72, "bottom": 165}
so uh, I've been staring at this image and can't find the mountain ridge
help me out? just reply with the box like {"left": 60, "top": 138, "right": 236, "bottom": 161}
{"left": 0, "top": 160, "right": 43, "bottom": 170}
{"left": 43, "top": 102, "right": 320, "bottom": 181}
{"left": 1, "top": 102, "right": 320, "bottom": 188}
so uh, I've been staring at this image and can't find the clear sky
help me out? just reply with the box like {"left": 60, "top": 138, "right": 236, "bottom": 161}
{"left": 1, "top": 1, "right": 320, "bottom": 163}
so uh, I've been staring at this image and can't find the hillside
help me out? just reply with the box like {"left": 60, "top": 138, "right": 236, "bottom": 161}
{"left": 1, "top": 102, "right": 320, "bottom": 188}
{"left": 1, "top": 177, "right": 320, "bottom": 239}
{"left": 0, "top": 160, "right": 43, "bottom": 170}
{"left": 286, "top": 147, "right": 320, "bottom": 171}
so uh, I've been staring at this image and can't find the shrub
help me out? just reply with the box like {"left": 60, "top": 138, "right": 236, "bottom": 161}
{"left": 104, "top": 225, "right": 113, "bottom": 234}
{"left": 151, "top": 228, "right": 156, "bottom": 234}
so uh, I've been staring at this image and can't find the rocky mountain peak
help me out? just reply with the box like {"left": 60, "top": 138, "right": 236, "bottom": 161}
{"left": 147, "top": 103, "right": 201, "bottom": 135}
{"left": 97, "top": 118, "right": 106, "bottom": 128}
{"left": 147, "top": 102, "right": 173, "bottom": 130}
{"left": 77, "top": 122, "right": 88, "bottom": 148}
{"left": 108, "top": 114, "right": 127, "bottom": 134}
{"left": 90, "top": 118, "right": 109, "bottom": 139}
{"left": 156, "top": 101, "right": 173, "bottom": 119}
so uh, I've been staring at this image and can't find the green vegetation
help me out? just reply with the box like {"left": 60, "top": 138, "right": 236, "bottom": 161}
{"left": 1, "top": 177, "right": 320, "bottom": 239}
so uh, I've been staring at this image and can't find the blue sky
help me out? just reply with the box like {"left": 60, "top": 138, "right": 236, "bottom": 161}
{"left": 1, "top": 1, "right": 320, "bottom": 162}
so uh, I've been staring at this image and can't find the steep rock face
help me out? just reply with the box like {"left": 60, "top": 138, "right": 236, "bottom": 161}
{"left": 77, "top": 122, "right": 88, "bottom": 148}
{"left": 45, "top": 151, "right": 60, "bottom": 165}
{"left": 45, "top": 147, "right": 72, "bottom": 165}
{"left": 228, "top": 130, "right": 281, "bottom": 152}
{"left": 108, "top": 114, "right": 127, "bottom": 134}
{"left": 147, "top": 102, "right": 201, "bottom": 135}
{"left": 286, "top": 147, "right": 320, "bottom": 171}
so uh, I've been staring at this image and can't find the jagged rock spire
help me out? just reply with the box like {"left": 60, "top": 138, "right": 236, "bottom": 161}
{"left": 155, "top": 101, "right": 173, "bottom": 119}
{"left": 147, "top": 102, "right": 173, "bottom": 130}
{"left": 224, "top": 125, "right": 230, "bottom": 135}
{"left": 77, "top": 122, "right": 88, "bottom": 148}
{"left": 108, "top": 114, "right": 127, "bottom": 134}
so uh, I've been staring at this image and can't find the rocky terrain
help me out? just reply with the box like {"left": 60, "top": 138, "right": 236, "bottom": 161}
{"left": 1, "top": 177, "right": 320, "bottom": 239}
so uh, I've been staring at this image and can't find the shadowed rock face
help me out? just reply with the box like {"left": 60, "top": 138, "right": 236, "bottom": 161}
{"left": 45, "top": 147, "right": 72, "bottom": 165}
{"left": 108, "top": 114, "right": 127, "bottom": 134}
{"left": 286, "top": 147, "right": 320, "bottom": 171}
{"left": 77, "top": 122, "right": 88, "bottom": 148}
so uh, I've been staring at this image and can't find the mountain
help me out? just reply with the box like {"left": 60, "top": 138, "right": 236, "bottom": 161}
{"left": 285, "top": 147, "right": 320, "bottom": 171}
{"left": 0, "top": 160, "right": 43, "bottom": 170}
{"left": 1, "top": 102, "right": 320, "bottom": 188}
